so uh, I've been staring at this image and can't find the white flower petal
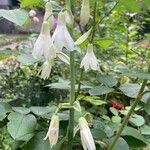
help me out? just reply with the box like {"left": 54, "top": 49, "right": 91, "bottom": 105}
{"left": 80, "top": 44, "right": 99, "bottom": 71}
{"left": 52, "top": 12, "right": 74, "bottom": 51}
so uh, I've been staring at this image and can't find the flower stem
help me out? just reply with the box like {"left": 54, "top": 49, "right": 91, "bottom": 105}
{"left": 107, "top": 75, "right": 149, "bottom": 150}
{"left": 68, "top": 51, "right": 75, "bottom": 150}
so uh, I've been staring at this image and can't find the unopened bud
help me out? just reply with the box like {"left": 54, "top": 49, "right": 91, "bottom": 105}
{"left": 79, "top": 117, "right": 96, "bottom": 150}
{"left": 80, "top": 0, "right": 90, "bottom": 27}
{"left": 33, "top": 17, "right": 39, "bottom": 23}
{"left": 44, "top": 2, "right": 54, "bottom": 30}
{"left": 44, "top": 115, "right": 59, "bottom": 148}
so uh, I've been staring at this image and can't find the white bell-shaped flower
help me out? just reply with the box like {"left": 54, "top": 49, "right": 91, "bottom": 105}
{"left": 52, "top": 12, "right": 74, "bottom": 51}
{"left": 79, "top": 117, "right": 96, "bottom": 150}
{"left": 44, "top": 115, "right": 59, "bottom": 147}
{"left": 32, "top": 21, "right": 56, "bottom": 60}
{"left": 80, "top": 44, "right": 99, "bottom": 71}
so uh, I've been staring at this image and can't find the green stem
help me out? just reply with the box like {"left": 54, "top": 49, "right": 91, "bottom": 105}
{"left": 68, "top": 51, "right": 75, "bottom": 150}
{"left": 107, "top": 75, "right": 149, "bottom": 150}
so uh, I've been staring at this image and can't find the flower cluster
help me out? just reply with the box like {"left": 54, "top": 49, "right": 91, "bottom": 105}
{"left": 32, "top": 0, "right": 99, "bottom": 148}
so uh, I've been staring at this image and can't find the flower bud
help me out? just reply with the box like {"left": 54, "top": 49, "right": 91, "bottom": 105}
{"left": 64, "top": 10, "right": 74, "bottom": 26}
{"left": 33, "top": 17, "right": 39, "bottom": 23}
{"left": 29, "top": 10, "right": 36, "bottom": 17}
{"left": 80, "top": 0, "right": 90, "bottom": 27}
{"left": 44, "top": 115, "right": 59, "bottom": 148}
{"left": 44, "top": 2, "right": 54, "bottom": 30}
{"left": 79, "top": 117, "right": 96, "bottom": 150}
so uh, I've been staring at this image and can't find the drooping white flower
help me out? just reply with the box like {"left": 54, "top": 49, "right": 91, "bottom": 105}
{"left": 44, "top": 1, "right": 54, "bottom": 31}
{"left": 80, "top": 0, "right": 90, "bottom": 27}
{"left": 38, "top": 59, "right": 53, "bottom": 80}
{"left": 44, "top": 115, "right": 59, "bottom": 147}
{"left": 80, "top": 44, "right": 99, "bottom": 71}
{"left": 52, "top": 12, "right": 74, "bottom": 51}
{"left": 79, "top": 117, "right": 96, "bottom": 150}
{"left": 32, "top": 21, "right": 56, "bottom": 60}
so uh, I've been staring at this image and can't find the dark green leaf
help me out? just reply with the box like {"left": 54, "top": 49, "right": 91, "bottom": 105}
{"left": 24, "top": 132, "right": 51, "bottom": 150}
{"left": 122, "top": 127, "right": 147, "bottom": 148}
{"left": 89, "top": 86, "right": 114, "bottom": 96}
{"left": 7, "top": 112, "right": 37, "bottom": 141}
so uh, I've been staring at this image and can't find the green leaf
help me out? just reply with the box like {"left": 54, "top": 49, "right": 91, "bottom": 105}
{"left": 0, "top": 102, "right": 12, "bottom": 121}
{"left": 12, "top": 107, "right": 30, "bottom": 115}
{"left": 144, "top": 0, "right": 150, "bottom": 8}
{"left": 119, "top": 83, "right": 150, "bottom": 103}
{"left": 112, "top": 116, "right": 122, "bottom": 123}
{"left": 129, "top": 114, "right": 145, "bottom": 127}
{"left": 0, "top": 9, "right": 28, "bottom": 26}
{"left": 20, "top": 0, "right": 44, "bottom": 8}
{"left": 115, "top": 0, "right": 141, "bottom": 12}
{"left": 91, "top": 128, "right": 107, "bottom": 139}
{"left": 79, "top": 96, "right": 106, "bottom": 106}
{"left": 112, "top": 137, "right": 129, "bottom": 150}
{"left": 46, "top": 79, "right": 70, "bottom": 90}
{"left": 24, "top": 132, "right": 51, "bottom": 150}
{"left": 123, "top": 71, "right": 150, "bottom": 80}
{"left": 30, "top": 106, "right": 56, "bottom": 116}
{"left": 97, "top": 74, "right": 118, "bottom": 87}
{"left": 110, "top": 107, "right": 119, "bottom": 116}
{"left": 89, "top": 86, "right": 114, "bottom": 96}
{"left": 140, "top": 125, "right": 150, "bottom": 135}
{"left": 122, "top": 127, "right": 147, "bottom": 148}
{"left": 96, "top": 39, "right": 113, "bottom": 49}
{"left": 7, "top": 112, "right": 37, "bottom": 141}
{"left": 74, "top": 28, "right": 92, "bottom": 46}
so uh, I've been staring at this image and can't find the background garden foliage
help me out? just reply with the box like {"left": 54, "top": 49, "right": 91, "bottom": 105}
{"left": 0, "top": 0, "right": 150, "bottom": 149}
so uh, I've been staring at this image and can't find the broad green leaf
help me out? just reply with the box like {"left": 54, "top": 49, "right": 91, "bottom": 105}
{"left": 119, "top": 83, "right": 150, "bottom": 103}
{"left": 7, "top": 112, "right": 37, "bottom": 141}
{"left": 144, "top": 0, "right": 150, "bottom": 8}
{"left": 91, "top": 128, "right": 107, "bottom": 139}
{"left": 96, "top": 39, "right": 113, "bottom": 49}
{"left": 0, "top": 9, "right": 28, "bottom": 26}
{"left": 30, "top": 106, "right": 56, "bottom": 116}
{"left": 111, "top": 137, "right": 129, "bottom": 150}
{"left": 97, "top": 74, "right": 118, "bottom": 87}
{"left": 122, "top": 126, "right": 147, "bottom": 148}
{"left": 123, "top": 71, "right": 150, "bottom": 80}
{"left": 24, "top": 132, "right": 51, "bottom": 150}
{"left": 115, "top": 0, "right": 141, "bottom": 12}
{"left": 89, "top": 86, "right": 114, "bottom": 96}
{"left": 129, "top": 114, "right": 145, "bottom": 127}
{"left": 140, "top": 125, "right": 150, "bottom": 135}
{"left": 46, "top": 79, "right": 70, "bottom": 90}
{"left": 74, "top": 28, "right": 92, "bottom": 46}
{"left": 0, "top": 102, "right": 12, "bottom": 120}
{"left": 12, "top": 107, "right": 30, "bottom": 115}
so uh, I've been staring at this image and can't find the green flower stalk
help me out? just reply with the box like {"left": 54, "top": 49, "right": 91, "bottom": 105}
{"left": 44, "top": 115, "right": 59, "bottom": 148}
